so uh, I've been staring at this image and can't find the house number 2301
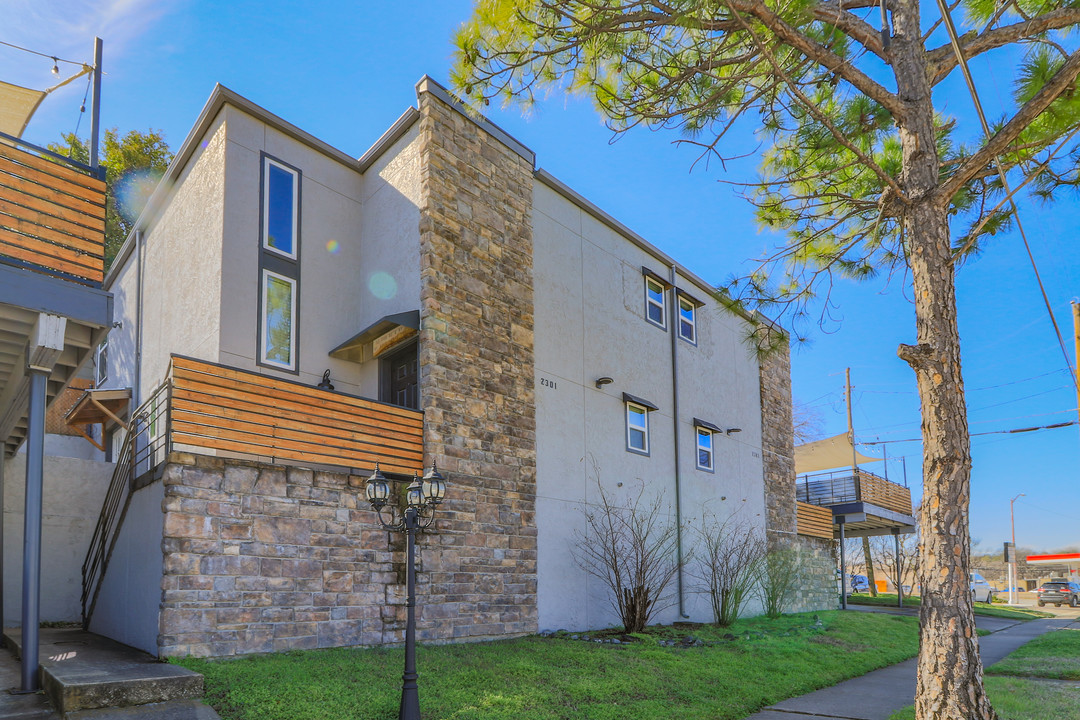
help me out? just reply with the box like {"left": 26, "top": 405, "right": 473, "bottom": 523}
{"left": 539, "top": 377, "right": 557, "bottom": 390}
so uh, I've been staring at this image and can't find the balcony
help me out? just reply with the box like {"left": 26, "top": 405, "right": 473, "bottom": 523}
{"left": 796, "top": 468, "right": 915, "bottom": 539}
{"left": 155, "top": 355, "right": 425, "bottom": 476}
{"left": 0, "top": 134, "right": 106, "bottom": 287}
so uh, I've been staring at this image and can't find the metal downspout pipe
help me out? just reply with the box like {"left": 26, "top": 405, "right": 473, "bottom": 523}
{"left": 134, "top": 230, "right": 144, "bottom": 409}
{"left": 669, "top": 265, "right": 688, "bottom": 618}
{"left": 21, "top": 369, "right": 48, "bottom": 691}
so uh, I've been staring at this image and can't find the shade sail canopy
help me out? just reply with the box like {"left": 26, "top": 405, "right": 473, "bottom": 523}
{"left": 795, "top": 433, "right": 880, "bottom": 474}
{"left": 0, "top": 81, "right": 46, "bottom": 138}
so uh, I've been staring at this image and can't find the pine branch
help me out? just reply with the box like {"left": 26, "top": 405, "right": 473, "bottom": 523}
{"left": 936, "top": 47, "right": 1080, "bottom": 204}
{"left": 927, "top": 7, "right": 1080, "bottom": 86}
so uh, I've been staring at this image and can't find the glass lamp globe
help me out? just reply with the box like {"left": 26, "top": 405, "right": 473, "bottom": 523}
{"left": 421, "top": 463, "right": 446, "bottom": 505}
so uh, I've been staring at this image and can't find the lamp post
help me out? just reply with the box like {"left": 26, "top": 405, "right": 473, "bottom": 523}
{"left": 365, "top": 462, "right": 446, "bottom": 720}
{"left": 1010, "top": 492, "right": 1024, "bottom": 605}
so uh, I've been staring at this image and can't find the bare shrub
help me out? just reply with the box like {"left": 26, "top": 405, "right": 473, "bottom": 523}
{"left": 574, "top": 480, "right": 682, "bottom": 633}
{"left": 691, "top": 514, "right": 766, "bottom": 626}
{"left": 760, "top": 548, "right": 801, "bottom": 618}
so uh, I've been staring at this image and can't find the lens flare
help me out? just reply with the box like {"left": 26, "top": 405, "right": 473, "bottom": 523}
{"left": 369, "top": 271, "right": 397, "bottom": 300}
{"left": 326, "top": 239, "right": 340, "bottom": 254}
{"left": 114, "top": 169, "right": 165, "bottom": 225}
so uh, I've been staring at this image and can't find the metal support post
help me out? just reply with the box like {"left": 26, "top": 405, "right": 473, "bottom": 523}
{"left": 20, "top": 369, "right": 48, "bottom": 691}
{"left": 893, "top": 529, "right": 903, "bottom": 609}
{"left": 838, "top": 518, "right": 847, "bottom": 610}
{"left": 399, "top": 508, "right": 420, "bottom": 720}
{"left": 89, "top": 38, "right": 103, "bottom": 171}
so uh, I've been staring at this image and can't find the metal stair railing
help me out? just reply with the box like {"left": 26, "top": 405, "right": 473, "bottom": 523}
{"left": 81, "top": 380, "right": 171, "bottom": 627}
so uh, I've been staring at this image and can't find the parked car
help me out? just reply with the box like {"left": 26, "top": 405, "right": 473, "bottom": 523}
{"left": 1036, "top": 580, "right": 1080, "bottom": 607}
{"left": 849, "top": 574, "right": 870, "bottom": 593}
{"left": 970, "top": 572, "right": 994, "bottom": 604}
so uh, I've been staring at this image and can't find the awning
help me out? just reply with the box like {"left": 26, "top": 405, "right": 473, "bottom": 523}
{"left": 622, "top": 392, "right": 659, "bottom": 411}
{"left": 329, "top": 310, "right": 419, "bottom": 363}
{"left": 0, "top": 68, "right": 93, "bottom": 140}
{"left": 64, "top": 388, "right": 130, "bottom": 451}
{"left": 795, "top": 432, "right": 880, "bottom": 474}
{"left": 693, "top": 417, "right": 723, "bottom": 433}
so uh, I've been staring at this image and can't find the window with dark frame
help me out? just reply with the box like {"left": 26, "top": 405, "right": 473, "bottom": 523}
{"left": 257, "top": 154, "right": 301, "bottom": 372}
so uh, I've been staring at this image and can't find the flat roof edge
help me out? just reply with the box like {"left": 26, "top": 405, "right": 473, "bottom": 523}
{"left": 358, "top": 107, "right": 421, "bottom": 172}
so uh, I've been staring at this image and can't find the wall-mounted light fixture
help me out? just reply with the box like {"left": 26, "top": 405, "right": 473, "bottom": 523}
{"left": 594, "top": 376, "right": 614, "bottom": 389}
{"left": 317, "top": 369, "right": 335, "bottom": 391}
{"left": 725, "top": 427, "right": 742, "bottom": 435}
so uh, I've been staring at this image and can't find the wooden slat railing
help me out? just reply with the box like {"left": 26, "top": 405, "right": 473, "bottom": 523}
{"left": 0, "top": 141, "right": 106, "bottom": 285}
{"left": 796, "top": 501, "right": 834, "bottom": 540}
{"left": 169, "top": 355, "right": 424, "bottom": 475}
{"left": 857, "top": 471, "right": 913, "bottom": 515}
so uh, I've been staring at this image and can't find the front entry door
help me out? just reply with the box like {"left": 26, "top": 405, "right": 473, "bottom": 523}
{"left": 384, "top": 344, "right": 418, "bottom": 410}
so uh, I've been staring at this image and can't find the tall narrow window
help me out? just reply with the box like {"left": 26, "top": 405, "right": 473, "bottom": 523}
{"left": 626, "top": 402, "right": 650, "bottom": 455}
{"left": 262, "top": 159, "right": 298, "bottom": 258}
{"left": 95, "top": 339, "right": 108, "bottom": 386}
{"left": 261, "top": 270, "right": 296, "bottom": 369}
{"left": 645, "top": 277, "right": 666, "bottom": 328}
{"left": 696, "top": 427, "right": 714, "bottom": 471}
{"left": 258, "top": 154, "right": 301, "bottom": 372}
{"left": 678, "top": 296, "right": 696, "bottom": 343}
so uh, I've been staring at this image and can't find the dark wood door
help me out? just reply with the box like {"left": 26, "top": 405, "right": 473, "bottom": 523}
{"left": 385, "top": 344, "right": 418, "bottom": 409}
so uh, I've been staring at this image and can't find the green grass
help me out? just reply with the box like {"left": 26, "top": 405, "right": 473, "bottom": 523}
{"left": 890, "top": 627, "right": 1080, "bottom": 720}
{"left": 178, "top": 611, "right": 920, "bottom": 720}
{"left": 846, "top": 594, "right": 1053, "bottom": 620}
{"left": 987, "top": 627, "right": 1080, "bottom": 680}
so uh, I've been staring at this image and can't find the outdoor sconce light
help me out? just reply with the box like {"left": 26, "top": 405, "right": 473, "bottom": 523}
{"left": 317, "top": 369, "right": 335, "bottom": 391}
{"left": 364, "top": 460, "right": 448, "bottom": 720}
{"left": 595, "top": 376, "right": 614, "bottom": 389}
{"left": 726, "top": 427, "right": 742, "bottom": 435}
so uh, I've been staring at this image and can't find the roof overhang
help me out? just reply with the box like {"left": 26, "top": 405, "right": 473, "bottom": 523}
{"left": 329, "top": 311, "right": 419, "bottom": 364}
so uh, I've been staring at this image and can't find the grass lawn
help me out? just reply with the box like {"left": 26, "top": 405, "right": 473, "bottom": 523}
{"left": 178, "top": 611, "right": 919, "bottom": 720}
{"left": 889, "top": 627, "right": 1080, "bottom": 720}
{"left": 846, "top": 593, "right": 1053, "bottom": 620}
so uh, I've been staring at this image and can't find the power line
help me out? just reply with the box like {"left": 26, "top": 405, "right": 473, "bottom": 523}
{"left": 861, "top": 419, "right": 1078, "bottom": 446}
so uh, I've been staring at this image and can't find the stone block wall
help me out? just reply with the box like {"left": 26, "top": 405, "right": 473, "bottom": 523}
{"left": 158, "top": 453, "right": 418, "bottom": 657}
{"left": 790, "top": 536, "right": 839, "bottom": 613}
{"left": 758, "top": 329, "right": 796, "bottom": 551}
{"left": 413, "top": 84, "right": 538, "bottom": 639}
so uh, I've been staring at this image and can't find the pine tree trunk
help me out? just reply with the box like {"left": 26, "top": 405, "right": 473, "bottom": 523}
{"left": 891, "top": 3, "right": 996, "bottom": 718}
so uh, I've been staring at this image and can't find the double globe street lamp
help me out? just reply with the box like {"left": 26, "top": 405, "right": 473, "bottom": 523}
{"left": 365, "top": 461, "right": 447, "bottom": 720}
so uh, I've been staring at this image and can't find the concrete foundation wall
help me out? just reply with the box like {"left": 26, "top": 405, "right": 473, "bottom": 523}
{"left": 2, "top": 452, "right": 113, "bottom": 625}
{"left": 88, "top": 481, "right": 165, "bottom": 655}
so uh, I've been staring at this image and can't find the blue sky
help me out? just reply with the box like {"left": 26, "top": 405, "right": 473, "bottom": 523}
{"left": 5, "top": 1, "right": 1078, "bottom": 552}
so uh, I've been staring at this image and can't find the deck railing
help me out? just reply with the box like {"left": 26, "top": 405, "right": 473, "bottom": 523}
{"left": 0, "top": 132, "right": 106, "bottom": 286}
{"left": 797, "top": 468, "right": 912, "bottom": 516}
{"left": 168, "top": 355, "right": 424, "bottom": 475}
{"left": 795, "top": 501, "right": 834, "bottom": 539}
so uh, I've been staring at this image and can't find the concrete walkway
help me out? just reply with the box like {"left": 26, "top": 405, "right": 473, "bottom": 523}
{"left": 742, "top": 611, "right": 1076, "bottom": 720}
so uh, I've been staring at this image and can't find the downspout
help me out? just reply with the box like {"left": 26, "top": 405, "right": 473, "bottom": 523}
{"left": 134, "top": 230, "right": 144, "bottom": 409}
{"left": 668, "top": 264, "right": 688, "bottom": 618}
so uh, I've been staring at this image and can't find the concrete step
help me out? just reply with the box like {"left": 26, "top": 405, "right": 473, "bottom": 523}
{"left": 66, "top": 699, "right": 220, "bottom": 719}
{"left": 3, "top": 629, "right": 203, "bottom": 715}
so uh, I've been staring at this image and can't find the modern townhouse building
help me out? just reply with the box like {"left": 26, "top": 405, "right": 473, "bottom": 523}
{"left": 3, "top": 76, "right": 844, "bottom": 661}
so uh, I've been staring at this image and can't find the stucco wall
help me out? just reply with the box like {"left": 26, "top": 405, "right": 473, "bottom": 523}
{"left": 2, "top": 452, "right": 113, "bottom": 624}
{"left": 88, "top": 480, "right": 165, "bottom": 654}
{"left": 531, "top": 179, "right": 769, "bottom": 631}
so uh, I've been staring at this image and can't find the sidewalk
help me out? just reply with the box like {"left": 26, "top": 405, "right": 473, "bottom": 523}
{"left": 741, "top": 612, "right": 1076, "bottom": 720}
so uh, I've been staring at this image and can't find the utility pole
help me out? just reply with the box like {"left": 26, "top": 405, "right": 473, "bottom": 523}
{"left": 1072, "top": 302, "right": 1080, "bottom": 439}
{"left": 1010, "top": 493, "right": 1024, "bottom": 605}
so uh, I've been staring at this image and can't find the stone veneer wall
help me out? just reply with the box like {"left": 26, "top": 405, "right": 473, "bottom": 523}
{"left": 758, "top": 330, "right": 836, "bottom": 612}
{"left": 414, "top": 87, "right": 538, "bottom": 639}
{"left": 758, "top": 331, "right": 796, "bottom": 551}
{"left": 158, "top": 454, "right": 393, "bottom": 657}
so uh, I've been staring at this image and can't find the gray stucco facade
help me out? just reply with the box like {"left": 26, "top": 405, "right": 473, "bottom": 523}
{"left": 60, "top": 76, "right": 817, "bottom": 655}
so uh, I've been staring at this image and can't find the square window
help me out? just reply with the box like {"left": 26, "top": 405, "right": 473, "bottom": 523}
{"left": 696, "top": 427, "right": 714, "bottom": 471}
{"left": 678, "top": 297, "right": 696, "bottom": 344}
{"left": 645, "top": 277, "right": 666, "bottom": 328}
{"left": 626, "top": 402, "right": 650, "bottom": 454}
{"left": 263, "top": 158, "right": 298, "bottom": 259}
{"left": 261, "top": 269, "right": 296, "bottom": 370}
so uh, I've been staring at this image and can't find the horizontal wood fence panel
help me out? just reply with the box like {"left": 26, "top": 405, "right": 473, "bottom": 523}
{"left": 796, "top": 501, "right": 835, "bottom": 540}
{"left": 859, "top": 474, "right": 913, "bottom": 515}
{"left": 170, "top": 356, "right": 424, "bottom": 475}
{"left": 0, "top": 144, "right": 105, "bottom": 284}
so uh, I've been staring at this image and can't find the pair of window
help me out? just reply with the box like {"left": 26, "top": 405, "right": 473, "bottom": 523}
{"left": 623, "top": 396, "right": 717, "bottom": 472}
{"left": 259, "top": 155, "right": 301, "bottom": 372}
{"left": 644, "top": 273, "right": 698, "bottom": 343}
